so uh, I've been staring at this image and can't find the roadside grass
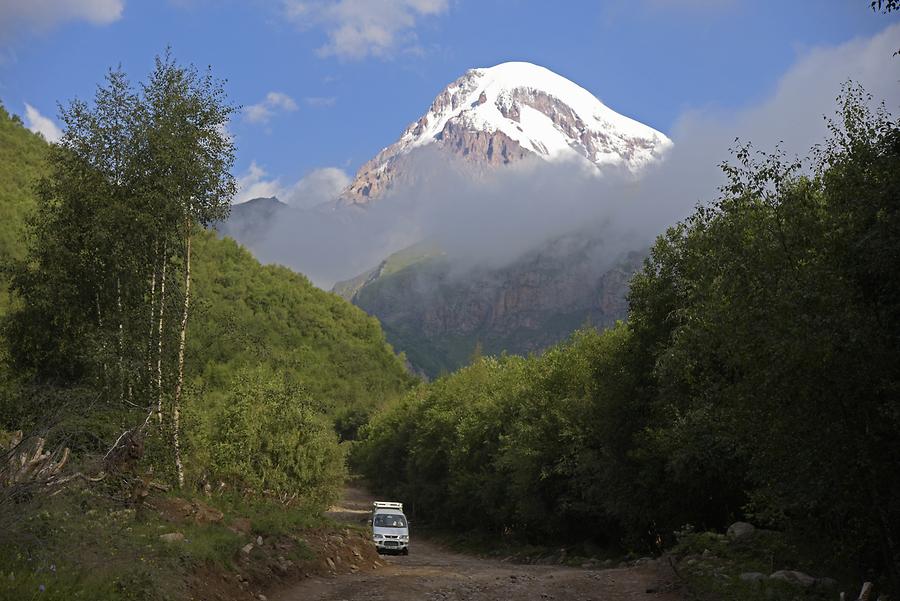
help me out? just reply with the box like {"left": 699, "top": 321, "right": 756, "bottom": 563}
{"left": 0, "top": 483, "right": 330, "bottom": 601}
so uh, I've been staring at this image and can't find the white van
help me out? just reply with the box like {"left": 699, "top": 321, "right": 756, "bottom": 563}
{"left": 371, "top": 501, "right": 409, "bottom": 555}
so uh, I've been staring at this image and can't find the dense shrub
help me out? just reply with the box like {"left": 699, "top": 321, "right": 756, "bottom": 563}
{"left": 193, "top": 366, "right": 346, "bottom": 507}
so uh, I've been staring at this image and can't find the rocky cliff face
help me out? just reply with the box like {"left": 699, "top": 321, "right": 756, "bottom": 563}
{"left": 338, "top": 62, "right": 671, "bottom": 206}
{"left": 339, "top": 233, "right": 644, "bottom": 377}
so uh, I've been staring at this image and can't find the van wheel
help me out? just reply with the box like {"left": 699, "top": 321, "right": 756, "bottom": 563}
{"left": 402, "top": 548, "right": 409, "bottom": 556}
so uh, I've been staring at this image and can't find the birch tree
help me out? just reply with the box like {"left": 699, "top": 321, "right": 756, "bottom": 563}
{"left": 141, "top": 51, "right": 236, "bottom": 486}
{"left": 6, "top": 52, "right": 236, "bottom": 488}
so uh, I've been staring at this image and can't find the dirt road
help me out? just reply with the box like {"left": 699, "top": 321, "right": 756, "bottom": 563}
{"left": 272, "top": 487, "right": 682, "bottom": 601}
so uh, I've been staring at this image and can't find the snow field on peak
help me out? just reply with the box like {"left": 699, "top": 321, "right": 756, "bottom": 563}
{"left": 395, "top": 61, "right": 669, "bottom": 171}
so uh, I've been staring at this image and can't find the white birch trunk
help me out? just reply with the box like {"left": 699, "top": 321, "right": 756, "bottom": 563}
{"left": 116, "top": 276, "right": 125, "bottom": 403}
{"left": 173, "top": 228, "right": 192, "bottom": 488}
{"left": 156, "top": 245, "right": 168, "bottom": 425}
{"left": 147, "top": 246, "right": 157, "bottom": 385}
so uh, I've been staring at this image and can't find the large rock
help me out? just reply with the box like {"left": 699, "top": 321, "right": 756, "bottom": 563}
{"left": 769, "top": 570, "right": 817, "bottom": 588}
{"left": 739, "top": 572, "right": 766, "bottom": 582}
{"left": 159, "top": 532, "right": 185, "bottom": 543}
{"left": 726, "top": 522, "right": 756, "bottom": 539}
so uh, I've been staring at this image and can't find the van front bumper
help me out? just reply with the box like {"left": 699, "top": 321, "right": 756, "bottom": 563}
{"left": 374, "top": 539, "right": 408, "bottom": 552}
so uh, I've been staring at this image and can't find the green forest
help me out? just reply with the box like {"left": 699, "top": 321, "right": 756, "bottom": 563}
{"left": 0, "top": 57, "right": 412, "bottom": 599}
{"left": 355, "top": 86, "right": 900, "bottom": 594}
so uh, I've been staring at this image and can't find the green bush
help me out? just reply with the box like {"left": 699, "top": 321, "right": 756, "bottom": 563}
{"left": 200, "top": 366, "right": 346, "bottom": 509}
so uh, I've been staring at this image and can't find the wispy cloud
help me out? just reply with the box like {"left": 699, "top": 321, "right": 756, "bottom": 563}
{"left": 0, "top": 0, "right": 123, "bottom": 45}
{"left": 235, "top": 161, "right": 350, "bottom": 208}
{"left": 23, "top": 102, "right": 62, "bottom": 143}
{"left": 235, "top": 161, "right": 281, "bottom": 202}
{"left": 283, "top": 0, "right": 449, "bottom": 60}
{"left": 244, "top": 91, "right": 299, "bottom": 124}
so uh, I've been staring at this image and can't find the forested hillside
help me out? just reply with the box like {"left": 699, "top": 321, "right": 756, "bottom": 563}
{"left": 188, "top": 233, "right": 415, "bottom": 437}
{"left": 0, "top": 103, "right": 46, "bottom": 317}
{"left": 0, "top": 100, "right": 413, "bottom": 435}
{"left": 356, "top": 86, "right": 900, "bottom": 595}
{"left": 0, "top": 58, "right": 413, "bottom": 600}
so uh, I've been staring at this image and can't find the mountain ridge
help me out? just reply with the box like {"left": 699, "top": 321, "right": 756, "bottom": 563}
{"left": 338, "top": 61, "right": 671, "bottom": 206}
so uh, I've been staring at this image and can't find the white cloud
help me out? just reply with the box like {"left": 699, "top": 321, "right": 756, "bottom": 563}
{"left": 235, "top": 161, "right": 282, "bottom": 202}
{"left": 282, "top": 167, "right": 350, "bottom": 208}
{"left": 24, "top": 103, "right": 63, "bottom": 143}
{"left": 235, "top": 162, "right": 349, "bottom": 208}
{"left": 283, "top": 0, "right": 449, "bottom": 60}
{"left": 0, "top": 0, "right": 123, "bottom": 43}
{"left": 244, "top": 91, "right": 299, "bottom": 124}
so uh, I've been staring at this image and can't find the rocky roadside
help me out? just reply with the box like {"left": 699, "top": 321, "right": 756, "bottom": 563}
{"left": 148, "top": 494, "right": 384, "bottom": 601}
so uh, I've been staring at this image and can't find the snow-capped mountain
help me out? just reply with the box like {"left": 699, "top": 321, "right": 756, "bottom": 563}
{"left": 339, "top": 61, "right": 672, "bottom": 205}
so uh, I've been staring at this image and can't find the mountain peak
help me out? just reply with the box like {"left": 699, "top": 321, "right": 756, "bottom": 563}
{"left": 339, "top": 62, "right": 672, "bottom": 205}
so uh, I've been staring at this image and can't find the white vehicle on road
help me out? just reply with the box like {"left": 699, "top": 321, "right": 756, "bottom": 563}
{"left": 371, "top": 501, "right": 409, "bottom": 555}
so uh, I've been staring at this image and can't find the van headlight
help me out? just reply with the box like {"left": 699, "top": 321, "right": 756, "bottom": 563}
{"left": 373, "top": 534, "right": 384, "bottom": 540}
{"left": 399, "top": 535, "right": 409, "bottom": 541}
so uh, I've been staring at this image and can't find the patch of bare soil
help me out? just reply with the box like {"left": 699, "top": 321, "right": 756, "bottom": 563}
{"left": 272, "top": 487, "right": 682, "bottom": 601}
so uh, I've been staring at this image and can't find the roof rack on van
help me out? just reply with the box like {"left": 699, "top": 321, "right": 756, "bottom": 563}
{"left": 373, "top": 501, "right": 403, "bottom": 511}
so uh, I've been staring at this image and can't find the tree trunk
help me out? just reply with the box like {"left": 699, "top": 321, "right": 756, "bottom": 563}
{"left": 96, "top": 293, "right": 109, "bottom": 393}
{"left": 116, "top": 276, "right": 125, "bottom": 403}
{"left": 156, "top": 244, "right": 167, "bottom": 425}
{"left": 147, "top": 243, "right": 157, "bottom": 389}
{"left": 173, "top": 227, "right": 192, "bottom": 489}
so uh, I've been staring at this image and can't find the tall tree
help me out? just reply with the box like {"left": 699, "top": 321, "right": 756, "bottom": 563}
{"left": 5, "top": 52, "right": 236, "bottom": 487}
{"left": 140, "top": 51, "right": 236, "bottom": 486}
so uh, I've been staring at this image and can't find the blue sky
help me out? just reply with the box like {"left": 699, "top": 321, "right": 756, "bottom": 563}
{"left": 0, "top": 0, "right": 896, "bottom": 203}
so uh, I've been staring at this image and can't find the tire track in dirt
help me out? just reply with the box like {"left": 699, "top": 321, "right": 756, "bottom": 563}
{"left": 272, "top": 486, "right": 682, "bottom": 601}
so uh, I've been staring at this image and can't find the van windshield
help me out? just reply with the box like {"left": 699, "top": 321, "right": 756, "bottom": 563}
{"left": 373, "top": 513, "right": 407, "bottom": 528}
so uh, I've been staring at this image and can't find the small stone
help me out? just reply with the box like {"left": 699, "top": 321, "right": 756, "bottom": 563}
{"left": 258, "top": 595, "right": 267, "bottom": 601}
{"left": 159, "top": 532, "right": 184, "bottom": 543}
{"left": 241, "top": 543, "right": 254, "bottom": 554}
{"left": 726, "top": 522, "right": 756, "bottom": 539}
{"left": 256, "top": 535, "right": 263, "bottom": 546}
{"left": 326, "top": 557, "right": 336, "bottom": 571}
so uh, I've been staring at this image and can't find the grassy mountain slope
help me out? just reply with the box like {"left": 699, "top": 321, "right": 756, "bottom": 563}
{"left": 332, "top": 242, "right": 443, "bottom": 301}
{"left": 0, "top": 104, "right": 48, "bottom": 317}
